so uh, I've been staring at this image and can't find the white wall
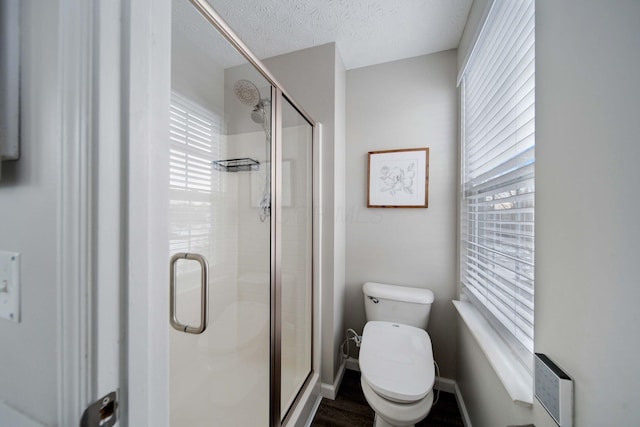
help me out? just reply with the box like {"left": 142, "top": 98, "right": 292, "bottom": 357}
{"left": 535, "top": 0, "right": 640, "bottom": 425}
{"left": 263, "top": 43, "right": 347, "bottom": 386}
{"left": 345, "top": 51, "right": 459, "bottom": 378}
{"left": 0, "top": 1, "right": 61, "bottom": 425}
{"left": 456, "top": 322, "right": 532, "bottom": 426}
{"left": 332, "top": 46, "right": 347, "bottom": 387}
{"left": 455, "top": 1, "right": 640, "bottom": 426}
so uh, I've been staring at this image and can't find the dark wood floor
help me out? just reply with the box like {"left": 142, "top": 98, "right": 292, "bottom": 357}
{"left": 311, "top": 369, "right": 464, "bottom": 427}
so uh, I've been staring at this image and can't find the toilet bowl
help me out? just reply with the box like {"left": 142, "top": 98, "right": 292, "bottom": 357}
{"left": 359, "top": 282, "right": 436, "bottom": 427}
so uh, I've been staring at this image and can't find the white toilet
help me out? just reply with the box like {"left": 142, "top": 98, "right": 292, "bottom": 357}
{"left": 359, "top": 282, "right": 436, "bottom": 427}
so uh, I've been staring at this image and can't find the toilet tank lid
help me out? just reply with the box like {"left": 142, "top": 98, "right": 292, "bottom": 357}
{"left": 363, "top": 282, "right": 434, "bottom": 304}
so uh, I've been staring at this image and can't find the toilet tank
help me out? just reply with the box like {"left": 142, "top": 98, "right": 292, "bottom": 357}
{"left": 362, "top": 282, "right": 435, "bottom": 329}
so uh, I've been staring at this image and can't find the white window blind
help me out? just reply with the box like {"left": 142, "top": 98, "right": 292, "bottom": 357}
{"left": 169, "top": 92, "right": 223, "bottom": 263}
{"left": 460, "top": 0, "right": 535, "bottom": 360}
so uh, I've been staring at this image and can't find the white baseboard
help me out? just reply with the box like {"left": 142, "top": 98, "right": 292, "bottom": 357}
{"left": 435, "top": 376, "right": 456, "bottom": 393}
{"left": 320, "top": 359, "right": 347, "bottom": 400}
{"left": 286, "top": 373, "right": 321, "bottom": 427}
{"left": 434, "top": 377, "right": 472, "bottom": 427}
{"left": 454, "top": 382, "right": 473, "bottom": 427}
{"left": 303, "top": 395, "right": 323, "bottom": 427}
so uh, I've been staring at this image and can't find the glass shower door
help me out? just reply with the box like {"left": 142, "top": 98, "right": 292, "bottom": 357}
{"left": 169, "top": 1, "right": 273, "bottom": 425}
{"left": 168, "top": 1, "right": 316, "bottom": 426}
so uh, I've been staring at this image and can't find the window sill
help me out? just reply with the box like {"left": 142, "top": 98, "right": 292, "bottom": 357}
{"left": 453, "top": 300, "right": 533, "bottom": 407}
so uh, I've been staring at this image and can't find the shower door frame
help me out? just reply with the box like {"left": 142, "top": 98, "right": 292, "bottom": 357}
{"left": 130, "top": 0, "right": 321, "bottom": 427}
{"left": 270, "top": 89, "right": 321, "bottom": 426}
{"left": 171, "top": 1, "right": 320, "bottom": 425}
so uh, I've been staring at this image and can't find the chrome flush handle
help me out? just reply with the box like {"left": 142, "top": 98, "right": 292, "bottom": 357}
{"left": 368, "top": 296, "right": 379, "bottom": 304}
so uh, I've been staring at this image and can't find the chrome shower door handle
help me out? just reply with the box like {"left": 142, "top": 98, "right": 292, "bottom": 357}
{"left": 169, "top": 253, "right": 209, "bottom": 334}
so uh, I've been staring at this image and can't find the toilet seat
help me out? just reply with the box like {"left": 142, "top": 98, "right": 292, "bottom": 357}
{"left": 359, "top": 321, "right": 435, "bottom": 403}
{"left": 361, "top": 376, "right": 434, "bottom": 427}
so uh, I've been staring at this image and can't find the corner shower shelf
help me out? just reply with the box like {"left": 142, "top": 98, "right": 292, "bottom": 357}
{"left": 213, "top": 158, "right": 260, "bottom": 172}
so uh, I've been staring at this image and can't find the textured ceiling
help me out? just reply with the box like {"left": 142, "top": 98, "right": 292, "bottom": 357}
{"left": 194, "top": 0, "right": 473, "bottom": 70}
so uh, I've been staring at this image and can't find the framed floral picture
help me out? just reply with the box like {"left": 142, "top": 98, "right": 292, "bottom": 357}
{"left": 367, "top": 148, "right": 429, "bottom": 208}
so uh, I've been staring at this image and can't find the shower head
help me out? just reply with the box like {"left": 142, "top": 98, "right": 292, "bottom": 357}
{"left": 251, "top": 99, "right": 271, "bottom": 124}
{"left": 234, "top": 79, "right": 260, "bottom": 107}
{"left": 251, "top": 108, "right": 265, "bottom": 124}
{"left": 235, "top": 79, "right": 270, "bottom": 133}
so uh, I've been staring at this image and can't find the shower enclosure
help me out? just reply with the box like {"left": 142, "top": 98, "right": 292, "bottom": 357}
{"left": 169, "top": 0, "right": 316, "bottom": 425}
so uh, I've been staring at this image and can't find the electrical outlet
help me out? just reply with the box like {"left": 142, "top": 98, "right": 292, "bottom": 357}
{"left": 535, "top": 353, "right": 572, "bottom": 427}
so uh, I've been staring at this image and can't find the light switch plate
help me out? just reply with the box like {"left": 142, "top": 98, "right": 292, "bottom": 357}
{"left": 0, "top": 251, "right": 20, "bottom": 322}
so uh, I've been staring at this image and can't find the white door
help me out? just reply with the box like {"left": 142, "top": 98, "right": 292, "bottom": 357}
{"left": 125, "top": 0, "right": 272, "bottom": 424}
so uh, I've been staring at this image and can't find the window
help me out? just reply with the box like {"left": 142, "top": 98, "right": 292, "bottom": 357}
{"left": 459, "top": 0, "right": 535, "bottom": 368}
{"left": 169, "top": 92, "right": 223, "bottom": 267}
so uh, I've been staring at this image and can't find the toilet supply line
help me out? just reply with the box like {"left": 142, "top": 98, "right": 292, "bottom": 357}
{"left": 340, "top": 328, "right": 362, "bottom": 360}
{"left": 433, "top": 360, "right": 441, "bottom": 406}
